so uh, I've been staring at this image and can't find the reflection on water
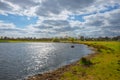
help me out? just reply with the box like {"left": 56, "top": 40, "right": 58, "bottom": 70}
{"left": 0, "top": 43, "right": 92, "bottom": 80}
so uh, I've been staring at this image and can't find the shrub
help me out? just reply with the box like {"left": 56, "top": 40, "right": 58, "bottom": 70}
{"left": 52, "top": 38, "right": 60, "bottom": 42}
{"left": 81, "top": 57, "right": 92, "bottom": 67}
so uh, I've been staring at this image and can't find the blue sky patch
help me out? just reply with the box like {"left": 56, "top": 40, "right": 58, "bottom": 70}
{"left": 68, "top": 15, "right": 85, "bottom": 22}
{"left": 68, "top": 3, "right": 120, "bottom": 22}
{"left": 0, "top": 14, "right": 38, "bottom": 28}
{"left": 99, "top": 3, "right": 120, "bottom": 13}
{"left": 68, "top": 12, "right": 97, "bottom": 22}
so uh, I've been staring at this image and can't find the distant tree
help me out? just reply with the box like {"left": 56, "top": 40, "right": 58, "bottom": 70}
{"left": 112, "top": 36, "right": 120, "bottom": 41}
{"left": 52, "top": 38, "right": 60, "bottom": 42}
{"left": 69, "top": 37, "right": 75, "bottom": 43}
{"left": 80, "top": 36, "right": 85, "bottom": 41}
{"left": 4, "top": 36, "right": 9, "bottom": 40}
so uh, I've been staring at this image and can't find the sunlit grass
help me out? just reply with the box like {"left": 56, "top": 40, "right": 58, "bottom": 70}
{"left": 0, "top": 39, "right": 52, "bottom": 43}
{"left": 60, "top": 41, "right": 120, "bottom": 80}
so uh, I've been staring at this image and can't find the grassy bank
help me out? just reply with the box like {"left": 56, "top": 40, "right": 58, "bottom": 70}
{"left": 0, "top": 39, "right": 52, "bottom": 43}
{"left": 27, "top": 41, "right": 120, "bottom": 80}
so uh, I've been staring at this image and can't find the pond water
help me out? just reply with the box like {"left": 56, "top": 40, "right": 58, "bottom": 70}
{"left": 0, "top": 43, "right": 92, "bottom": 80}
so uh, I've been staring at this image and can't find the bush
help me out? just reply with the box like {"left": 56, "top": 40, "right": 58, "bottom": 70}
{"left": 52, "top": 38, "right": 60, "bottom": 42}
{"left": 81, "top": 57, "right": 92, "bottom": 66}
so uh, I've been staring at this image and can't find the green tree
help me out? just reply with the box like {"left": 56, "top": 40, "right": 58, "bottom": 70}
{"left": 52, "top": 38, "right": 60, "bottom": 42}
{"left": 69, "top": 37, "right": 75, "bottom": 43}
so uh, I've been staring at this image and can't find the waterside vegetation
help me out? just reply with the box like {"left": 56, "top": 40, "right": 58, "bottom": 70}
{"left": 27, "top": 41, "right": 120, "bottom": 80}
{"left": 0, "top": 36, "right": 119, "bottom": 43}
{"left": 0, "top": 36, "right": 120, "bottom": 80}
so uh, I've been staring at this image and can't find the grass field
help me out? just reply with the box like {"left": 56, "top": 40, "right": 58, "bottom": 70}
{"left": 0, "top": 39, "right": 52, "bottom": 43}
{"left": 60, "top": 41, "right": 120, "bottom": 80}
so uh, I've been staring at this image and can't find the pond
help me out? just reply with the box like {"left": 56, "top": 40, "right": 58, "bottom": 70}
{"left": 0, "top": 43, "right": 92, "bottom": 80}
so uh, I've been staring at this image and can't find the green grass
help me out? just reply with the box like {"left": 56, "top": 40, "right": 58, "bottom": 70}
{"left": 0, "top": 40, "right": 10, "bottom": 42}
{"left": 60, "top": 41, "right": 120, "bottom": 80}
{"left": 0, "top": 39, "right": 52, "bottom": 43}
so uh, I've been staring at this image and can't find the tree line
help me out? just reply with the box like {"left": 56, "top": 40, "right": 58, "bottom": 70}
{"left": 0, "top": 36, "right": 120, "bottom": 42}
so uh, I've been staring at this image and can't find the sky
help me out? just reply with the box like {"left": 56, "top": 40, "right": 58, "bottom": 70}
{"left": 0, "top": 0, "right": 120, "bottom": 38}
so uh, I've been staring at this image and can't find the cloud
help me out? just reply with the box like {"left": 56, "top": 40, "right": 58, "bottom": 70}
{"left": 36, "top": 0, "right": 95, "bottom": 16}
{"left": 7, "top": 0, "right": 38, "bottom": 8}
{"left": 32, "top": 20, "right": 70, "bottom": 31}
{"left": 27, "top": 19, "right": 81, "bottom": 38}
{"left": 0, "top": 0, "right": 38, "bottom": 16}
{"left": 0, "top": 1, "right": 13, "bottom": 11}
{"left": 0, "top": 0, "right": 120, "bottom": 37}
{"left": 81, "top": 8, "right": 120, "bottom": 37}
{"left": 43, "top": 20, "right": 69, "bottom": 27}
{"left": 86, "top": 19, "right": 105, "bottom": 27}
{"left": 33, "top": 20, "right": 80, "bottom": 33}
{"left": 107, "top": 10, "right": 120, "bottom": 26}
{"left": 0, "top": 21, "right": 27, "bottom": 37}
{"left": 0, "top": 21, "right": 15, "bottom": 28}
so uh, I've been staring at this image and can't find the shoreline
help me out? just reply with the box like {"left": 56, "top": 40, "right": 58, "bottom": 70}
{"left": 27, "top": 42, "right": 98, "bottom": 80}
{"left": 1, "top": 41, "right": 119, "bottom": 80}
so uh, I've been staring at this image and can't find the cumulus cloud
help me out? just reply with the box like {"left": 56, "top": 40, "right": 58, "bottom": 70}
{"left": 0, "top": 21, "right": 15, "bottom": 28}
{"left": 7, "top": 0, "right": 38, "bottom": 8}
{"left": 0, "top": 0, "right": 38, "bottom": 16}
{"left": 0, "top": 0, "right": 120, "bottom": 37}
{"left": 82, "top": 8, "right": 120, "bottom": 37}
{"left": 0, "top": 21, "right": 27, "bottom": 37}
{"left": 36, "top": 0, "right": 95, "bottom": 16}
{"left": 107, "top": 10, "right": 120, "bottom": 26}
{"left": 43, "top": 20, "right": 69, "bottom": 27}
{"left": 0, "top": 0, "right": 13, "bottom": 11}
{"left": 32, "top": 20, "right": 80, "bottom": 34}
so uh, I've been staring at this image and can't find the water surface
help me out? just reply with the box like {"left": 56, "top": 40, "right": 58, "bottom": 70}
{"left": 0, "top": 43, "right": 92, "bottom": 80}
